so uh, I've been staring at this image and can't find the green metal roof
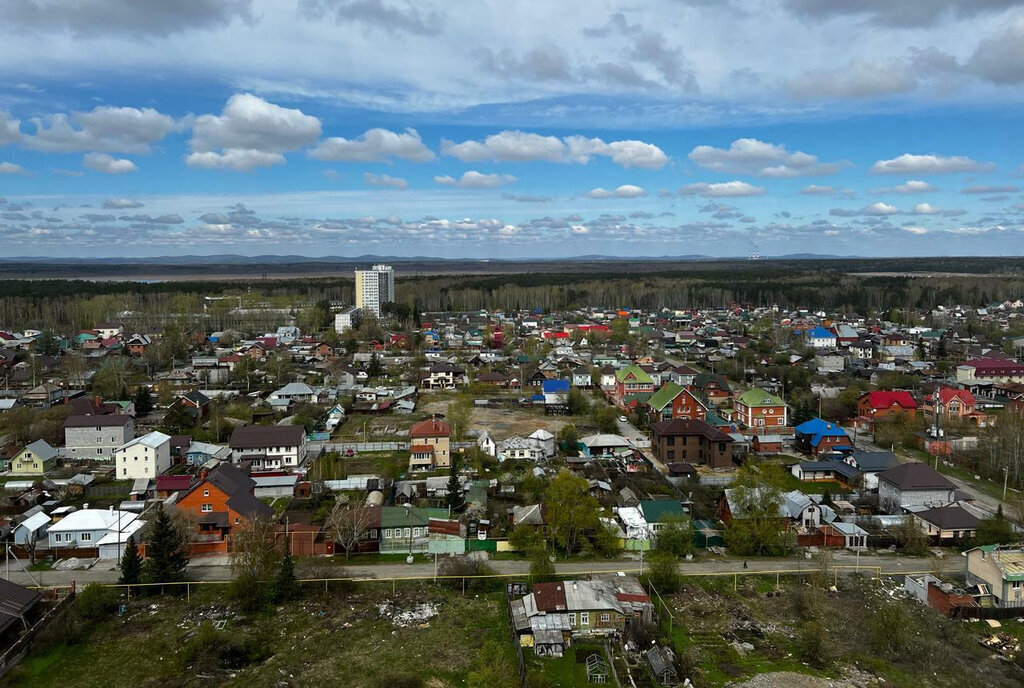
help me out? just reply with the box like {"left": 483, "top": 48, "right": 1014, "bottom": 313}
{"left": 639, "top": 500, "right": 686, "bottom": 523}
{"left": 615, "top": 365, "right": 653, "bottom": 384}
{"left": 647, "top": 381, "right": 684, "bottom": 411}
{"left": 737, "top": 388, "right": 783, "bottom": 407}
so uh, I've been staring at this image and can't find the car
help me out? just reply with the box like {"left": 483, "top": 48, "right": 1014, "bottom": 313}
{"left": 618, "top": 415, "right": 628, "bottom": 423}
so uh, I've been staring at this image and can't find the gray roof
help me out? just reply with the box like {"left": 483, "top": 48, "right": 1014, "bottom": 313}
{"left": 21, "top": 439, "right": 58, "bottom": 462}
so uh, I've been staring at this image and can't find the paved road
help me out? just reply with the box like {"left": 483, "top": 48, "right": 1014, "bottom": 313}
{"left": 0, "top": 550, "right": 962, "bottom": 588}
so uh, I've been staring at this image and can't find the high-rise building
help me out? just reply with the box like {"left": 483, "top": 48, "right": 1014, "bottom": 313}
{"left": 354, "top": 264, "right": 394, "bottom": 317}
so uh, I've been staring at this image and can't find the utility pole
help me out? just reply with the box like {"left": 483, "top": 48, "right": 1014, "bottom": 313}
{"left": 1003, "top": 466, "right": 1010, "bottom": 501}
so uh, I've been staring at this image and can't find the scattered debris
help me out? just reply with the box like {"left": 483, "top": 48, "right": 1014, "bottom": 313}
{"left": 376, "top": 600, "right": 439, "bottom": 627}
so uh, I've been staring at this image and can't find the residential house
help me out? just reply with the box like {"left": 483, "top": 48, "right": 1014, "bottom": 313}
{"left": 498, "top": 435, "right": 545, "bottom": 462}
{"left": 125, "top": 334, "right": 152, "bottom": 356}
{"left": 9, "top": 440, "right": 58, "bottom": 475}
{"left": 13, "top": 511, "right": 51, "bottom": 546}
{"left": 914, "top": 504, "right": 979, "bottom": 544}
{"left": 185, "top": 440, "right": 232, "bottom": 466}
{"left": 269, "top": 382, "right": 318, "bottom": 404}
{"left": 806, "top": 326, "right": 838, "bottom": 349}
{"left": 421, "top": 363, "right": 468, "bottom": 390}
{"left": 793, "top": 418, "right": 852, "bottom": 456}
{"left": 956, "top": 358, "right": 1024, "bottom": 385}
{"left": 47, "top": 508, "right": 144, "bottom": 559}
{"left": 649, "top": 418, "right": 733, "bottom": 469}
{"left": 790, "top": 460, "right": 860, "bottom": 486}
{"left": 855, "top": 390, "right": 918, "bottom": 431}
{"left": 734, "top": 388, "right": 788, "bottom": 430}
{"left": 646, "top": 382, "right": 710, "bottom": 422}
{"left": 925, "top": 387, "right": 991, "bottom": 426}
{"left": 408, "top": 418, "right": 451, "bottom": 471}
{"left": 176, "top": 463, "right": 274, "bottom": 548}
{"left": 614, "top": 365, "right": 655, "bottom": 402}
{"left": 64, "top": 414, "right": 134, "bottom": 461}
{"left": 844, "top": 450, "right": 899, "bottom": 489}
{"left": 229, "top": 425, "right": 307, "bottom": 469}
{"left": 114, "top": 431, "right": 172, "bottom": 480}
{"left": 964, "top": 544, "right": 1024, "bottom": 608}
{"left": 877, "top": 463, "right": 957, "bottom": 513}
{"left": 379, "top": 505, "right": 446, "bottom": 553}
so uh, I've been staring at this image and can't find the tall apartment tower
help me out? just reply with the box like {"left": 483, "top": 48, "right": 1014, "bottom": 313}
{"left": 354, "top": 264, "right": 395, "bottom": 317}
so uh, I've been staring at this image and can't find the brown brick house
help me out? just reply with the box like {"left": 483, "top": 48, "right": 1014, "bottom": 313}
{"left": 649, "top": 419, "right": 734, "bottom": 469}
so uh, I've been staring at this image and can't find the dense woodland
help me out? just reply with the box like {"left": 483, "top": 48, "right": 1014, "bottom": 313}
{"left": 3, "top": 258, "right": 1024, "bottom": 331}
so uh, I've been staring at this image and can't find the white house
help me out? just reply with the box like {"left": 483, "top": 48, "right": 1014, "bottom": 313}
{"left": 47, "top": 508, "right": 142, "bottom": 555}
{"left": 114, "top": 431, "right": 172, "bottom": 480}
{"left": 13, "top": 511, "right": 51, "bottom": 546}
{"left": 269, "top": 382, "right": 319, "bottom": 404}
{"left": 528, "top": 429, "right": 556, "bottom": 458}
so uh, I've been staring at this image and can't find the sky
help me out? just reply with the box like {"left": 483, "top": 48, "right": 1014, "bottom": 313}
{"left": 0, "top": 0, "right": 1023, "bottom": 259}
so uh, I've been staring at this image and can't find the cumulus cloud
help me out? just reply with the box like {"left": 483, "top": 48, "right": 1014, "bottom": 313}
{"left": 440, "top": 130, "right": 668, "bottom": 169}
{"left": 901, "top": 226, "right": 930, "bottom": 235}
{"left": 0, "top": 112, "right": 20, "bottom": 146}
{"left": 103, "top": 198, "right": 144, "bottom": 209}
{"left": 0, "top": 162, "right": 28, "bottom": 175}
{"left": 364, "top": 172, "right": 408, "bottom": 189}
{"left": 870, "top": 180, "right": 937, "bottom": 194}
{"left": 187, "top": 93, "right": 321, "bottom": 171}
{"left": 871, "top": 153, "right": 995, "bottom": 175}
{"left": 83, "top": 153, "right": 137, "bottom": 174}
{"left": 969, "top": 16, "right": 1024, "bottom": 84}
{"left": 829, "top": 202, "right": 899, "bottom": 217}
{"left": 22, "top": 105, "right": 179, "bottom": 154}
{"left": 584, "top": 185, "right": 648, "bottom": 199}
{"left": 912, "top": 202, "right": 968, "bottom": 216}
{"left": 689, "top": 138, "right": 840, "bottom": 177}
{"left": 300, "top": 0, "right": 445, "bottom": 36}
{"left": 434, "top": 171, "right": 516, "bottom": 188}
{"left": 781, "top": 0, "right": 1019, "bottom": 28}
{"left": 309, "top": 127, "right": 434, "bottom": 162}
{"left": 5, "top": 0, "right": 254, "bottom": 37}
{"left": 679, "top": 181, "right": 765, "bottom": 198}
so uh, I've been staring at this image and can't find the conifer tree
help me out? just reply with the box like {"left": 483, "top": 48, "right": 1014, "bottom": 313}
{"left": 118, "top": 535, "right": 143, "bottom": 585}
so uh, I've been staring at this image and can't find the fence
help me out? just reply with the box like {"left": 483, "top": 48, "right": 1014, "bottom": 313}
{"left": 322, "top": 442, "right": 408, "bottom": 453}
{"left": 0, "top": 591, "right": 76, "bottom": 680}
{"left": 85, "top": 484, "right": 132, "bottom": 498}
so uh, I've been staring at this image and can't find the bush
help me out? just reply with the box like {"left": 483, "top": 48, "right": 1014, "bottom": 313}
{"left": 437, "top": 556, "right": 499, "bottom": 592}
{"left": 77, "top": 584, "right": 118, "bottom": 620}
{"left": 797, "top": 620, "right": 830, "bottom": 668}
{"left": 645, "top": 551, "right": 680, "bottom": 594}
{"left": 179, "top": 622, "right": 272, "bottom": 671}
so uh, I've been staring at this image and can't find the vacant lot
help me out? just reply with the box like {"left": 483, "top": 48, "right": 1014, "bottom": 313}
{"left": 6, "top": 583, "right": 516, "bottom": 688}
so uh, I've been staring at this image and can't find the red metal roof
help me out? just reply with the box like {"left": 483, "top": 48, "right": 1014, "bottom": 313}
{"left": 863, "top": 390, "right": 917, "bottom": 410}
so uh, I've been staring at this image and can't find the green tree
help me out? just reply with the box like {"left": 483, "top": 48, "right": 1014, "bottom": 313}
{"left": 144, "top": 505, "right": 190, "bottom": 584}
{"left": 892, "top": 516, "right": 930, "bottom": 555}
{"left": 544, "top": 471, "right": 600, "bottom": 555}
{"left": 274, "top": 538, "right": 299, "bottom": 602}
{"left": 118, "top": 535, "right": 143, "bottom": 585}
{"left": 446, "top": 394, "right": 473, "bottom": 441}
{"left": 646, "top": 551, "right": 681, "bottom": 593}
{"left": 567, "top": 388, "right": 590, "bottom": 415}
{"left": 366, "top": 353, "right": 384, "bottom": 380}
{"left": 723, "top": 465, "right": 792, "bottom": 556}
{"left": 592, "top": 406, "right": 619, "bottom": 434}
{"left": 91, "top": 358, "right": 131, "bottom": 399}
{"left": 529, "top": 548, "right": 555, "bottom": 582}
{"left": 230, "top": 517, "right": 281, "bottom": 611}
{"left": 975, "top": 504, "right": 1015, "bottom": 546}
{"left": 445, "top": 458, "right": 463, "bottom": 512}
{"left": 509, "top": 523, "right": 544, "bottom": 552}
{"left": 557, "top": 424, "right": 579, "bottom": 457}
{"left": 133, "top": 385, "right": 155, "bottom": 415}
{"left": 655, "top": 514, "right": 694, "bottom": 557}
{"left": 160, "top": 401, "right": 196, "bottom": 435}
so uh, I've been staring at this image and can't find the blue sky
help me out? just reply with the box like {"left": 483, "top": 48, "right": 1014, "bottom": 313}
{"left": 1, "top": 0, "right": 1023, "bottom": 258}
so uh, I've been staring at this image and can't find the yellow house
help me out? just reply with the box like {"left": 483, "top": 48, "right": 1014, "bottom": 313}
{"left": 964, "top": 544, "right": 1024, "bottom": 608}
{"left": 10, "top": 440, "right": 58, "bottom": 475}
{"left": 408, "top": 418, "right": 451, "bottom": 471}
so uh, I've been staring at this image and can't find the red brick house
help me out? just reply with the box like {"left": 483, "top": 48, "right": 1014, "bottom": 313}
{"left": 855, "top": 390, "right": 917, "bottom": 430}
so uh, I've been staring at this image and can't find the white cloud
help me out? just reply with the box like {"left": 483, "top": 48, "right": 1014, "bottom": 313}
{"left": 309, "top": 127, "right": 434, "bottom": 162}
{"left": 0, "top": 162, "right": 27, "bottom": 175}
{"left": 0, "top": 112, "right": 20, "bottom": 146}
{"left": 688, "top": 138, "right": 839, "bottom": 177}
{"left": 433, "top": 171, "right": 516, "bottom": 188}
{"left": 901, "top": 226, "right": 929, "bottom": 235}
{"left": 914, "top": 202, "right": 940, "bottom": 215}
{"left": 103, "top": 198, "right": 144, "bottom": 209}
{"left": 364, "top": 172, "right": 408, "bottom": 189}
{"left": 679, "top": 181, "right": 766, "bottom": 197}
{"left": 441, "top": 130, "right": 668, "bottom": 169}
{"left": 571, "top": 224, "right": 589, "bottom": 234}
{"left": 799, "top": 184, "right": 854, "bottom": 197}
{"left": 584, "top": 184, "right": 648, "bottom": 199}
{"left": 870, "top": 179, "right": 937, "bottom": 194}
{"left": 301, "top": 0, "right": 445, "bottom": 36}
{"left": 782, "top": 0, "right": 1019, "bottom": 28}
{"left": 861, "top": 201, "right": 899, "bottom": 215}
{"left": 871, "top": 153, "right": 995, "bottom": 175}
{"left": 188, "top": 93, "right": 321, "bottom": 171}
{"left": 23, "top": 106, "right": 179, "bottom": 154}
{"left": 186, "top": 149, "right": 285, "bottom": 171}
{"left": 83, "top": 153, "right": 137, "bottom": 174}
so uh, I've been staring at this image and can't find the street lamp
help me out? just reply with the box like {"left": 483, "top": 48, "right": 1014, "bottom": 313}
{"left": 1003, "top": 466, "right": 1010, "bottom": 502}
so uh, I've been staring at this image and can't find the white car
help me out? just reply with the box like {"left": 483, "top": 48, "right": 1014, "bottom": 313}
{"left": 618, "top": 415, "right": 628, "bottom": 423}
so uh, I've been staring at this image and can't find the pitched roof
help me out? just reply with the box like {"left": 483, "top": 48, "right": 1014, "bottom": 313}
{"left": 878, "top": 462, "right": 955, "bottom": 491}
{"left": 188, "top": 463, "right": 273, "bottom": 521}
{"left": 410, "top": 418, "right": 450, "bottom": 438}
{"left": 20, "top": 439, "right": 58, "bottom": 462}
{"left": 917, "top": 504, "right": 980, "bottom": 530}
{"left": 532, "top": 581, "right": 568, "bottom": 612}
{"left": 0, "top": 578, "right": 41, "bottom": 636}
{"left": 615, "top": 365, "right": 653, "bottom": 384}
{"left": 647, "top": 381, "right": 685, "bottom": 411}
{"left": 650, "top": 418, "right": 732, "bottom": 442}
{"left": 861, "top": 390, "right": 917, "bottom": 410}
{"left": 229, "top": 424, "right": 305, "bottom": 449}
{"left": 938, "top": 387, "right": 975, "bottom": 406}
{"left": 737, "top": 388, "right": 784, "bottom": 407}
{"left": 64, "top": 414, "right": 132, "bottom": 428}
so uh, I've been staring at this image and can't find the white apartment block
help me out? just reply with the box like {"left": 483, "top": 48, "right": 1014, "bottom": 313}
{"left": 114, "top": 431, "right": 172, "bottom": 480}
{"left": 354, "top": 264, "right": 395, "bottom": 318}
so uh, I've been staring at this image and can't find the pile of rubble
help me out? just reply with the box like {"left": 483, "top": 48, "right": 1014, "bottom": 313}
{"left": 376, "top": 600, "right": 439, "bottom": 628}
{"left": 979, "top": 633, "right": 1021, "bottom": 660}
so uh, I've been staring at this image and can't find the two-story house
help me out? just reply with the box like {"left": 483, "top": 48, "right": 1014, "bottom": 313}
{"left": 176, "top": 463, "right": 274, "bottom": 548}
{"left": 420, "top": 363, "right": 468, "bottom": 390}
{"left": 229, "top": 425, "right": 307, "bottom": 469}
{"left": 855, "top": 390, "right": 917, "bottom": 431}
{"left": 9, "top": 439, "right": 58, "bottom": 474}
{"left": 734, "top": 388, "right": 788, "bottom": 430}
{"left": 408, "top": 418, "right": 451, "bottom": 471}
{"left": 114, "top": 430, "right": 172, "bottom": 480}
{"left": 64, "top": 414, "right": 134, "bottom": 461}
{"left": 649, "top": 419, "right": 734, "bottom": 469}
{"left": 646, "top": 382, "right": 711, "bottom": 422}
{"left": 614, "top": 365, "right": 654, "bottom": 402}
{"left": 965, "top": 545, "right": 1024, "bottom": 608}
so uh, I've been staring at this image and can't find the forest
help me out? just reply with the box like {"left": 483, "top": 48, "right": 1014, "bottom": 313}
{"left": 2, "top": 257, "right": 1024, "bottom": 331}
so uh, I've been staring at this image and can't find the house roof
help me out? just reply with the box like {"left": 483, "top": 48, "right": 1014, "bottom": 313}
{"left": 116, "top": 430, "right": 171, "bottom": 453}
{"left": 861, "top": 390, "right": 918, "bottom": 410}
{"left": 646, "top": 381, "right": 685, "bottom": 411}
{"left": 0, "top": 578, "right": 42, "bottom": 637}
{"left": 849, "top": 450, "right": 899, "bottom": 472}
{"left": 937, "top": 387, "right": 975, "bottom": 406}
{"left": 878, "top": 462, "right": 955, "bottom": 491}
{"left": 154, "top": 475, "right": 194, "bottom": 491}
{"left": 615, "top": 365, "right": 653, "bottom": 384}
{"left": 47, "top": 508, "right": 139, "bottom": 533}
{"left": 638, "top": 499, "right": 685, "bottom": 523}
{"left": 532, "top": 581, "right": 568, "bottom": 612}
{"left": 794, "top": 418, "right": 848, "bottom": 446}
{"left": 229, "top": 424, "right": 304, "bottom": 449}
{"left": 737, "top": 388, "right": 784, "bottom": 407}
{"left": 410, "top": 418, "right": 450, "bottom": 438}
{"left": 19, "top": 439, "right": 58, "bottom": 462}
{"left": 807, "top": 326, "right": 836, "bottom": 339}
{"left": 64, "top": 414, "right": 132, "bottom": 428}
{"left": 917, "top": 505, "right": 980, "bottom": 530}
{"left": 542, "top": 379, "right": 570, "bottom": 393}
{"left": 650, "top": 418, "right": 732, "bottom": 442}
{"left": 184, "top": 463, "right": 272, "bottom": 521}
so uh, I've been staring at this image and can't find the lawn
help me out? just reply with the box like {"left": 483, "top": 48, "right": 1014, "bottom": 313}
{"left": 526, "top": 644, "right": 611, "bottom": 687}
{"left": 6, "top": 583, "right": 517, "bottom": 688}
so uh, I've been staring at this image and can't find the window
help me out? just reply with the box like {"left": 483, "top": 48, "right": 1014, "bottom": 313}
{"left": 600, "top": 613, "right": 610, "bottom": 623}
{"left": 201, "top": 504, "right": 213, "bottom": 512}
{"left": 203, "top": 490, "right": 210, "bottom": 497}
{"left": 1013, "top": 581, "right": 1022, "bottom": 590}
{"left": 403, "top": 527, "right": 411, "bottom": 538}
{"left": 384, "top": 529, "right": 392, "bottom": 539}
{"left": 54, "top": 533, "right": 62, "bottom": 542}
{"left": 666, "top": 437, "right": 674, "bottom": 446}
{"left": 580, "top": 612, "right": 589, "bottom": 625}
{"left": 80, "top": 533, "right": 91, "bottom": 541}
{"left": 568, "top": 613, "right": 576, "bottom": 625}
{"left": 666, "top": 451, "right": 675, "bottom": 460}
{"left": 412, "top": 527, "right": 421, "bottom": 538}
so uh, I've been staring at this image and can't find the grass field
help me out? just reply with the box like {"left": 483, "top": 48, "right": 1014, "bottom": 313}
{"left": 6, "top": 583, "right": 518, "bottom": 688}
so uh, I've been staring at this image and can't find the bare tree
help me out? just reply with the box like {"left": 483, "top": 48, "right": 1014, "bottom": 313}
{"left": 230, "top": 517, "right": 280, "bottom": 581}
{"left": 326, "top": 500, "right": 376, "bottom": 559}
